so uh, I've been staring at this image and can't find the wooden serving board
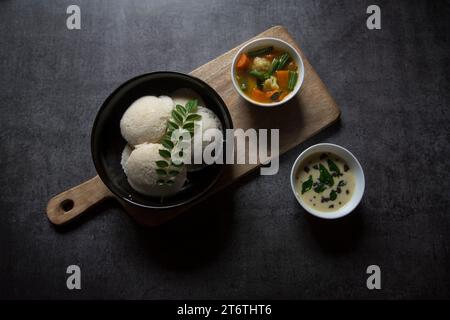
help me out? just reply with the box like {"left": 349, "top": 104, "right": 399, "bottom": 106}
{"left": 122, "top": 25, "right": 340, "bottom": 226}
{"left": 47, "top": 25, "right": 340, "bottom": 226}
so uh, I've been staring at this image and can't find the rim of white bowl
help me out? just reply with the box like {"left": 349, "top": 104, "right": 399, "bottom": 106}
{"left": 290, "top": 143, "right": 365, "bottom": 219}
{"left": 231, "top": 37, "right": 305, "bottom": 107}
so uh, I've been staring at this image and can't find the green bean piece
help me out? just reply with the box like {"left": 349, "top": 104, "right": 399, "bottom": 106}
{"left": 249, "top": 70, "right": 267, "bottom": 80}
{"left": 288, "top": 71, "right": 298, "bottom": 91}
{"left": 267, "top": 53, "right": 290, "bottom": 77}
{"left": 267, "top": 58, "right": 280, "bottom": 77}
{"left": 247, "top": 46, "right": 274, "bottom": 57}
{"left": 277, "top": 53, "right": 290, "bottom": 70}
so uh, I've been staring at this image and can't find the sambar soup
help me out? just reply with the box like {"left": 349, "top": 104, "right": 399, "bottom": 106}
{"left": 234, "top": 46, "right": 299, "bottom": 103}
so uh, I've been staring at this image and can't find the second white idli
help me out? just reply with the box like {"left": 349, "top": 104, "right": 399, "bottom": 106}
{"left": 188, "top": 106, "right": 223, "bottom": 171}
{"left": 121, "top": 144, "right": 133, "bottom": 170}
{"left": 172, "top": 88, "right": 205, "bottom": 107}
{"left": 120, "top": 96, "right": 173, "bottom": 146}
{"left": 124, "top": 143, "right": 187, "bottom": 197}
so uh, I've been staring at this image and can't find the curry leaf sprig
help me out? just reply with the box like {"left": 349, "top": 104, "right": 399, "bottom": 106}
{"left": 155, "top": 99, "right": 201, "bottom": 186}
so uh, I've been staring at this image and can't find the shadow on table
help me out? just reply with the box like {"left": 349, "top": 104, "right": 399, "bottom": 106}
{"left": 132, "top": 186, "right": 237, "bottom": 271}
{"left": 304, "top": 205, "right": 365, "bottom": 254}
{"left": 306, "top": 117, "right": 341, "bottom": 146}
{"left": 52, "top": 119, "right": 343, "bottom": 267}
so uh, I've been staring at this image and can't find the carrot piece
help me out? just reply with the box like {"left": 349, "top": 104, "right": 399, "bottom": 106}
{"left": 251, "top": 88, "right": 269, "bottom": 102}
{"left": 264, "top": 90, "right": 277, "bottom": 98}
{"left": 236, "top": 53, "right": 251, "bottom": 70}
{"left": 279, "top": 91, "right": 289, "bottom": 101}
{"left": 276, "top": 70, "right": 289, "bottom": 89}
{"left": 251, "top": 89, "right": 281, "bottom": 102}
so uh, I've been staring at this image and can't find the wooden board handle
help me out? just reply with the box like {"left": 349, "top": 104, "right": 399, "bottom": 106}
{"left": 46, "top": 175, "right": 113, "bottom": 225}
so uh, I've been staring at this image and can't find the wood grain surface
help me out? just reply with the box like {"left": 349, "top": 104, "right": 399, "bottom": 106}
{"left": 46, "top": 176, "right": 112, "bottom": 225}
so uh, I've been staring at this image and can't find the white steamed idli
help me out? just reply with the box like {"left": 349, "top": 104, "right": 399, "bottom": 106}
{"left": 120, "top": 144, "right": 133, "bottom": 170}
{"left": 120, "top": 96, "right": 173, "bottom": 146}
{"left": 172, "top": 88, "right": 205, "bottom": 108}
{"left": 124, "top": 143, "right": 187, "bottom": 197}
{"left": 159, "top": 95, "right": 174, "bottom": 106}
{"left": 188, "top": 106, "right": 223, "bottom": 172}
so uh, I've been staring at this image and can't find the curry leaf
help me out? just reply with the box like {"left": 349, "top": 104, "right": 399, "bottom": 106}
{"left": 183, "top": 122, "right": 195, "bottom": 130}
{"left": 176, "top": 104, "right": 187, "bottom": 116}
{"left": 327, "top": 159, "right": 341, "bottom": 176}
{"left": 313, "top": 183, "right": 326, "bottom": 193}
{"left": 172, "top": 110, "right": 184, "bottom": 124}
{"left": 319, "top": 164, "right": 334, "bottom": 187}
{"left": 168, "top": 170, "right": 180, "bottom": 177}
{"left": 156, "top": 169, "right": 167, "bottom": 176}
{"left": 158, "top": 149, "right": 171, "bottom": 158}
{"left": 186, "top": 114, "right": 202, "bottom": 122}
{"left": 157, "top": 99, "right": 200, "bottom": 188}
{"left": 330, "top": 190, "right": 337, "bottom": 201}
{"left": 301, "top": 175, "right": 313, "bottom": 194}
{"left": 186, "top": 99, "right": 198, "bottom": 113}
{"left": 156, "top": 160, "right": 169, "bottom": 168}
{"left": 161, "top": 139, "right": 174, "bottom": 149}
{"left": 167, "top": 120, "right": 179, "bottom": 130}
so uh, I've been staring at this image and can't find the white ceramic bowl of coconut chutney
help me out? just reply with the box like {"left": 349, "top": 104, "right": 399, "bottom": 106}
{"left": 290, "top": 143, "right": 365, "bottom": 219}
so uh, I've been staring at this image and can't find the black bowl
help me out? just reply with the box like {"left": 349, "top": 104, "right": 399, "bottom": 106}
{"left": 91, "top": 72, "right": 233, "bottom": 209}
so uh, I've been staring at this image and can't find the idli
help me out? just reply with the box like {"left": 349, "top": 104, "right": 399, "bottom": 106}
{"left": 120, "top": 144, "right": 133, "bottom": 170}
{"left": 189, "top": 106, "right": 223, "bottom": 171}
{"left": 120, "top": 96, "right": 173, "bottom": 146}
{"left": 172, "top": 88, "right": 205, "bottom": 107}
{"left": 124, "top": 143, "right": 187, "bottom": 197}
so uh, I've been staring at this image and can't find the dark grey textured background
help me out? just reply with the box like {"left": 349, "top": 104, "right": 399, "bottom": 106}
{"left": 0, "top": 0, "right": 449, "bottom": 299}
